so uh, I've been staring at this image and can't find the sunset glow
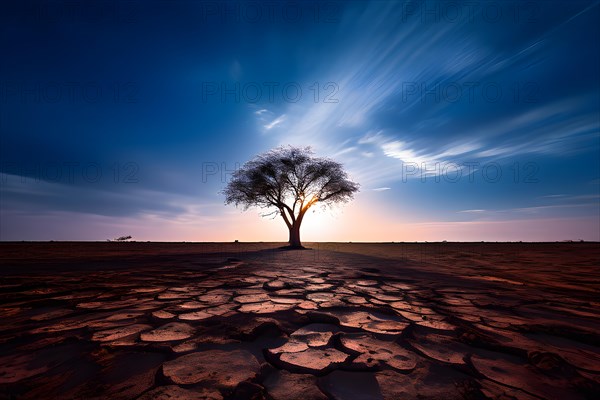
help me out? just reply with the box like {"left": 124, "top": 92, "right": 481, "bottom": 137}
{"left": 1, "top": 1, "right": 598, "bottom": 242}
{"left": 2, "top": 4, "right": 600, "bottom": 399}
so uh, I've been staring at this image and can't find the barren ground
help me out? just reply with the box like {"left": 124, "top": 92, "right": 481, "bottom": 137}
{"left": 0, "top": 242, "right": 599, "bottom": 399}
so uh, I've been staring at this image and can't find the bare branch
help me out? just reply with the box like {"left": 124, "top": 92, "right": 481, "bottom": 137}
{"left": 222, "top": 145, "right": 359, "bottom": 246}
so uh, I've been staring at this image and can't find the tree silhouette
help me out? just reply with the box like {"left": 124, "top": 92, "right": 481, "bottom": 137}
{"left": 113, "top": 235, "right": 132, "bottom": 242}
{"left": 223, "top": 146, "right": 359, "bottom": 248}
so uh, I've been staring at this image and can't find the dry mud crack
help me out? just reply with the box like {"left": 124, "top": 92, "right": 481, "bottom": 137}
{"left": 0, "top": 242, "right": 599, "bottom": 399}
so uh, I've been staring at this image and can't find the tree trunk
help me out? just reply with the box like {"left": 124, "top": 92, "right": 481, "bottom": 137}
{"left": 288, "top": 221, "right": 302, "bottom": 248}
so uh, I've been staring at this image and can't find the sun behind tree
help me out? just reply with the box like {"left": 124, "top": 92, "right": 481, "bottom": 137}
{"left": 223, "top": 146, "right": 359, "bottom": 248}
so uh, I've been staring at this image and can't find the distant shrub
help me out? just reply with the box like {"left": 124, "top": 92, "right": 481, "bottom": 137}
{"left": 114, "top": 235, "right": 132, "bottom": 242}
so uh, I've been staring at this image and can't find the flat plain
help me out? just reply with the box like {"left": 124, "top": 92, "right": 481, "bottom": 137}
{"left": 0, "top": 242, "right": 599, "bottom": 399}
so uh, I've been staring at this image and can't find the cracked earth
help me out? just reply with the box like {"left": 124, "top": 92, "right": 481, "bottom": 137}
{"left": 0, "top": 242, "right": 599, "bottom": 399}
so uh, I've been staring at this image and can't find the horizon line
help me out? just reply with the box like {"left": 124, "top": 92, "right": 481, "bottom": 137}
{"left": 1, "top": 240, "right": 596, "bottom": 244}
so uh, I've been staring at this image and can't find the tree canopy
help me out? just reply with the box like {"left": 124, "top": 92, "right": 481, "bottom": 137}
{"left": 223, "top": 146, "right": 359, "bottom": 247}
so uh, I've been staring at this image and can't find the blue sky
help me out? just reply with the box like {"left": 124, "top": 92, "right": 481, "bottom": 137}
{"left": 1, "top": 0, "right": 599, "bottom": 241}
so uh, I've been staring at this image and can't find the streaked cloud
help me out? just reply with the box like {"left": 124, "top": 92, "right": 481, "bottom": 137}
{"left": 266, "top": 2, "right": 599, "bottom": 188}
{"left": 1, "top": 1, "right": 598, "bottom": 241}
{"left": 263, "top": 114, "right": 286, "bottom": 131}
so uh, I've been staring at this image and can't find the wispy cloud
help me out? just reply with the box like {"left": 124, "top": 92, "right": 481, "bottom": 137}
{"left": 263, "top": 114, "right": 286, "bottom": 131}
{"left": 457, "top": 197, "right": 599, "bottom": 218}
{"left": 263, "top": 2, "right": 599, "bottom": 187}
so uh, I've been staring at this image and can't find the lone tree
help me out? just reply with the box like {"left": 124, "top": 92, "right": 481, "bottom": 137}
{"left": 223, "top": 146, "right": 359, "bottom": 248}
